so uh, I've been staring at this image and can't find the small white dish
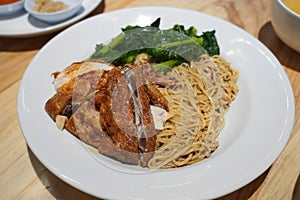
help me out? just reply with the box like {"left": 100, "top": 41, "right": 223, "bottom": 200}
{"left": 0, "top": 0, "right": 24, "bottom": 15}
{"left": 24, "top": 0, "right": 83, "bottom": 24}
{"left": 0, "top": 0, "right": 102, "bottom": 38}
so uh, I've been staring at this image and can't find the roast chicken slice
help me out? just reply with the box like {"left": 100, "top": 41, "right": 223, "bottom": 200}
{"left": 45, "top": 60, "right": 175, "bottom": 167}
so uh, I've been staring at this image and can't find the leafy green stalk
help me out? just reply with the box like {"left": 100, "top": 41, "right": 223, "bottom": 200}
{"left": 98, "top": 33, "right": 125, "bottom": 56}
{"left": 160, "top": 38, "right": 196, "bottom": 48}
{"left": 153, "top": 60, "right": 179, "bottom": 73}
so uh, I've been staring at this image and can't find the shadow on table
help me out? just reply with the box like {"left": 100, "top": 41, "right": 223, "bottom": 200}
{"left": 293, "top": 175, "right": 300, "bottom": 200}
{"left": 0, "top": 34, "right": 55, "bottom": 51}
{"left": 258, "top": 21, "right": 300, "bottom": 72}
{"left": 0, "top": 0, "right": 105, "bottom": 52}
{"left": 216, "top": 169, "right": 269, "bottom": 200}
{"left": 27, "top": 146, "right": 102, "bottom": 200}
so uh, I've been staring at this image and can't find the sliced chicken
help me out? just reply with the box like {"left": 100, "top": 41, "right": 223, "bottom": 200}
{"left": 45, "top": 60, "right": 172, "bottom": 167}
{"left": 45, "top": 60, "right": 113, "bottom": 120}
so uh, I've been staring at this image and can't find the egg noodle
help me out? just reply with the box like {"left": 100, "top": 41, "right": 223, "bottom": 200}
{"left": 148, "top": 54, "right": 239, "bottom": 169}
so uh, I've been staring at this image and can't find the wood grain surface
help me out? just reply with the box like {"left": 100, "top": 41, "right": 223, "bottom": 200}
{"left": 0, "top": 0, "right": 299, "bottom": 199}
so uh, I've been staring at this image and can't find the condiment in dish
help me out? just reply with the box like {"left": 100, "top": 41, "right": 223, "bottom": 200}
{"left": 33, "top": 0, "right": 69, "bottom": 13}
{"left": 0, "top": 0, "right": 21, "bottom": 5}
{"left": 24, "top": 0, "right": 83, "bottom": 24}
{"left": 282, "top": 0, "right": 300, "bottom": 15}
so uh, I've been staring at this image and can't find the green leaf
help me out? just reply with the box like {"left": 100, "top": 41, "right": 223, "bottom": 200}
{"left": 89, "top": 18, "right": 220, "bottom": 72}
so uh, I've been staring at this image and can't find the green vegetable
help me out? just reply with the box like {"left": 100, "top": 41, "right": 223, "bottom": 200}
{"left": 153, "top": 60, "right": 182, "bottom": 73}
{"left": 121, "top": 17, "right": 161, "bottom": 31}
{"left": 201, "top": 30, "right": 220, "bottom": 55}
{"left": 89, "top": 18, "right": 220, "bottom": 72}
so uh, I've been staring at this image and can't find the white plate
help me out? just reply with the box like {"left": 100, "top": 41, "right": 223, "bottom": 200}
{"left": 0, "top": 0, "right": 102, "bottom": 38}
{"left": 18, "top": 7, "right": 295, "bottom": 200}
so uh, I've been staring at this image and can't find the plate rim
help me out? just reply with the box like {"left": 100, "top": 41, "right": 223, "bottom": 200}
{"left": 17, "top": 6, "right": 295, "bottom": 200}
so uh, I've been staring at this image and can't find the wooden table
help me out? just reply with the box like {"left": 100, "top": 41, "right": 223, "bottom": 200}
{"left": 1, "top": 0, "right": 299, "bottom": 199}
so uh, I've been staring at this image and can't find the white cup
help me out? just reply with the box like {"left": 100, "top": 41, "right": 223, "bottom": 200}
{"left": 271, "top": 0, "right": 300, "bottom": 52}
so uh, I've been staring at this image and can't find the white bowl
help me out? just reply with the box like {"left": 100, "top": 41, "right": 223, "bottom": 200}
{"left": 272, "top": 0, "right": 300, "bottom": 52}
{"left": 0, "top": 0, "right": 24, "bottom": 15}
{"left": 24, "top": 0, "right": 83, "bottom": 24}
